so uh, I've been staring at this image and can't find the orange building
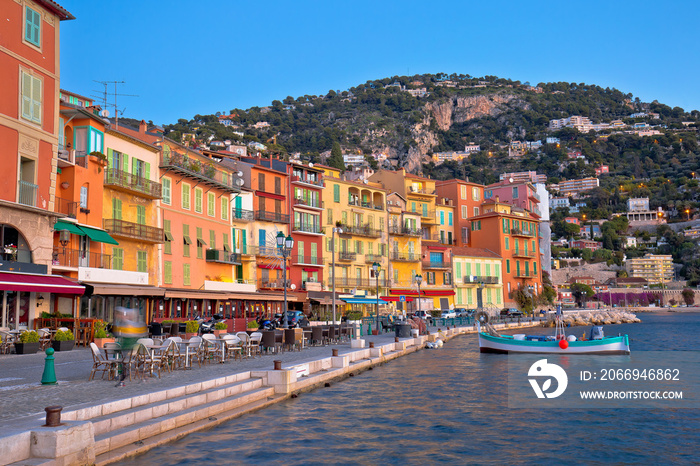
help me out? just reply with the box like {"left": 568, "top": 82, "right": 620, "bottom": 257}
{"left": 435, "top": 179, "right": 485, "bottom": 246}
{"left": 468, "top": 199, "right": 542, "bottom": 307}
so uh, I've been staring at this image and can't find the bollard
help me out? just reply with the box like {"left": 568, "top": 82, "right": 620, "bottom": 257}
{"left": 44, "top": 406, "right": 62, "bottom": 427}
{"left": 41, "top": 347, "right": 57, "bottom": 385}
{"left": 369, "top": 341, "right": 374, "bottom": 348}
{"left": 273, "top": 360, "right": 282, "bottom": 370}
{"left": 332, "top": 348, "right": 338, "bottom": 357}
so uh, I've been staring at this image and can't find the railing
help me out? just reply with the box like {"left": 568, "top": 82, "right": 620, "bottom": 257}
{"left": 338, "top": 251, "right": 357, "bottom": 261}
{"left": 161, "top": 152, "right": 241, "bottom": 192}
{"left": 260, "top": 279, "right": 286, "bottom": 289}
{"left": 54, "top": 197, "right": 78, "bottom": 218}
{"left": 463, "top": 275, "right": 499, "bottom": 284}
{"left": 422, "top": 260, "right": 452, "bottom": 269}
{"left": 292, "top": 255, "right": 324, "bottom": 265}
{"left": 348, "top": 201, "right": 384, "bottom": 211}
{"left": 390, "top": 252, "right": 420, "bottom": 262}
{"left": 232, "top": 209, "right": 255, "bottom": 221}
{"left": 408, "top": 187, "right": 436, "bottom": 195}
{"left": 337, "top": 223, "right": 382, "bottom": 238}
{"left": 334, "top": 277, "right": 389, "bottom": 288}
{"left": 104, "top": 168, "right": 162, "bottom": 199}
{"left": 423, "top": 233, "right": 454, "bottom": 245}
{"left": 364, "top": 254, "right": 383, "bottom": 263}
{"left": 291, "top": 175, "right": 324, "bottom": 187}
{"left": 74, "top": 151, "right": 88, "bottom": 168}
{"left": 511, "top": 228, "right": 535, "bottom": 237}
{"left": 515, "top": 271, "right": 533, "bottom": 278}
{"left": 18, "top": 180, "right": 38, "bottom": 207}
{"left": 103, "top": 219, "right": 164, "bottom": 243}
{"left": 57, "top": 149, "right": 74, "bottom": 164}
{"left": 388, "top": 226, "right": 421, "bottom": 236}
{"left": 512, "top": 249, "right": 536, "bottom": 258}
{"left": 205, "top": 249, "right": 241, "bottom": 264}
{"left": 255, "top": 210, "right": 290, "bottom": 223}
{"left": 52, "top": 247, "right": 111, "bottom": 269}
{"left": 302, "top": 280, "right": 325, "bottom": 290}
{"left": 293, "top": 222, "right": 323, "bottom": 234}
{"left": 293, "top": 197, "right": 322, "bottom": 209}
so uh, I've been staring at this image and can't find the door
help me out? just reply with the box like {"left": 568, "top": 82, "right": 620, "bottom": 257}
{"left": 79, "top": 235, "right": 89, "bottom": 267}
{"left": 259, "top": 229, "right": 266, "bottom": 255}
{"left": 241, "top": 229, "right": 247, "bottom": 255}
{"left": 234, "top": 196, "right": 242, "bottom": 218}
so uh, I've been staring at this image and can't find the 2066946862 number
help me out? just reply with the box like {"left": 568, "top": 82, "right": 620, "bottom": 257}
{"left": 600, "top": 368, "right": 680, "bottom": 381}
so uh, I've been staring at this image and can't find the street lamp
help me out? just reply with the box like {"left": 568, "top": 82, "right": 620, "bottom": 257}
{"left": 372, "top": 262, "right": 381, "bottom": 334}
{"left": 331, "top": 226, "right": 343, "bottom": 324}
{"left": 276, "top": 231, "right": 294, "bottom": 329}
{"left": 686, "top": 209, "right": 691, "bottom": 221}
{"left": 415, "top": 274, "right": 423, "bottom": 318}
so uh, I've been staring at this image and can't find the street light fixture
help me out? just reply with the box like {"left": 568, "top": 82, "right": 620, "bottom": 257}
{"left": 415, "top": 274, "right": 423, "bottom": 319}
{"left": 372, "top": 262, "right": 381, "bottom": 334}
{"left": 276, "top": 231, "right": 294, "bottom": 329}
{"left": 331, "top": 226, "right": 343, "bottom": 324}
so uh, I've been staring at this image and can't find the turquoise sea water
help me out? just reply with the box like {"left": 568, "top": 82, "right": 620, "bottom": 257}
{"left": 123, "top": 312, "right": 700, "bottom": 465}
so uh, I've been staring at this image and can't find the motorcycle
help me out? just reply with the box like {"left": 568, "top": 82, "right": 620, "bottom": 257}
{"left": 257, "top": 315, "right": 277, "bottom": 330}
{"left": 197, "top": 314, "right": 226, "bottom": 334}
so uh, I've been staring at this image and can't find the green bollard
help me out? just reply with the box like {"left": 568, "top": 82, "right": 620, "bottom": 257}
{"left": 41, "top": 347, "right": 57, "bottom": 385}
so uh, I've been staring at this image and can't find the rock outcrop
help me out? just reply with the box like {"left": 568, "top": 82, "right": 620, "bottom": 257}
{"left": 428, "top": 94, "right": 519, "bottom": 131}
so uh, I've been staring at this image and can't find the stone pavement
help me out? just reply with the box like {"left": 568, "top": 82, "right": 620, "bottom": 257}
{"left": 0, "top": 331, "right": 439, "bottom": 429}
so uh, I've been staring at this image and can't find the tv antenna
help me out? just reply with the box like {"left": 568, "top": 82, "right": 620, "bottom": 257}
{"left": 91, "top": 80, "right": 138, "bottom": 126}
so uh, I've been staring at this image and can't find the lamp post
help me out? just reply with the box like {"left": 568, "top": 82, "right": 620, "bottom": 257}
{"left": 276, "top": 231, "right": 294, "bottom": 329}
{"left": 415, "top": 274, "right": 423, "bottom": 318}
{"left": 331, "top": 226, "right": 343, "bottom": 324}
{"left": 372, "top": 262, "right": 380, "bottom": 334}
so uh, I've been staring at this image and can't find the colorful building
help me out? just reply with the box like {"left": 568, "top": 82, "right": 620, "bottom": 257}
{"left": 435, "top": 179, "right": 485, "bottom": 246}
{"left": 452, "top": 247, "right": 503, "bottom": 310}
{"left": 387, "top": 192, "right": 422, "bottom": 313}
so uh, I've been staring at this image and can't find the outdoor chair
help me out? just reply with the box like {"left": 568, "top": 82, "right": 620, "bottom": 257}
{"left": 37, "top": 328, "right": 52, "bottom": 350}
{"left": 89, "top": 342, "right": 117, "bottom": 381}
{"left": 249, "top": 332, "right": 262, "bottom": 356}
{"left": 201, "top": 334, "right": 220, "bottom": 363}
{"left": 222, "top": 334, "right": 243, "bottom": 361}
{"left": 311, "top": 326, "right": 324, "bottom": 346}
{"left": 236, "top": 332, "right": 251, "bottom": 357}
{"left": 183, "top": 336, "right": 203, "bottom": 368}
{"left": 261, "top": 330, "right": 279, "bottom": 354}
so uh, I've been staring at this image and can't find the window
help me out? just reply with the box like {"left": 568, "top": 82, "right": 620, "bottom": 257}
{"left": 183, "top": 264, "right": 191, "bottom": 286}
{"left": 182, "top": 183, "right": 191, "bottom": 210}
{"left": 137, "top": 251, "right": 147, "bottom": 272}
{"left": 207, "top": 192, "right": 215, "bottom": 216}
{"left": 440, "top": 211, "right": 445, "bottom": 225}
{"left": 79, "top": 186, "right": 88, "bottom": 209}
{"left": 412, "top": 202, "right": 416, "bottom": 212}
{"left": 24, "top": 6, "right": 41, "bottom": 47}
{"left": 506, "top": 259, "right": 511, "bottom": 274}
{"left": 210, "top": 230, "right": 216, "bottom": 249}
{"left": 533, "top": 261, "right": 537, "bottom": 275}
{"left": 460, "top": 185, "right": 467, "bottom": 200}
{"left": 89, "top": 129, "right": 104, "bottom": 154}
{"left": 379, "top": 217, "right": 384, "bottom": 231}
{"left": 274, "top": 177, "right": 281, "bottom": 194}
{"left": 532, "top": 239, "right": 536, "bottom": 251}
{"left": 462, "top": 205, "right": 468, "bottom": 219}
{"left": 512, "top": 186, "right": 519, "bottom": 198}
{"left": 258, "top": 173, "right": 265, "bottom": 192}
{"left": 162, "top": 178, "right": 171, "bottom": 205}
{"left": 472, "top": 187, "right": 480, "bottom": 201}
{"left": 394, "top": 269, "right": 399, "bottom": 283}
{"left": 223, "top": 233, "right": 230, "bottom": 252}
{"left": 448, "top": 212, "right": 453, "bottom": 226}
{"left": 183, "top": 224, "right": 191, "bottom": 257}
{"left": 196, "top": 227, "right": 205, "bottom": 258}
{"left": 164, "top": 261, "right": 172, "bottom": 284}
{"left": 164, "top": 219, "right": 172, "bottom": 254}
{"left": 113, "top": 248, "right": 123, "bottom": 270}
{"left": 194, "top": 188, "right": 203, "bottom": 213}
{"left": 473, "top": 207, "right": 480, "bottom": 216}
{"left": 112, "top": 199, "right": 122, "bottom": 220}
{"left": 221, "top": 197, "right": 228, "bottom": 220}
{"left": 505, "top": 237, "right": 509, "bottom": 250}
{"left": 21, "top": 71, "right": 41, "bottom": 124}
{"left": 495, "top": 263, "right": 501, "bottom": 278}
{"left": 444, "top": 272, "right": 452, "bottom": 285}
{"left": 327, "top": 209, "right": 333, "bottom": 225}
{"left": 516, "top": 261, "right": 521, "bottom": 276}
{"left": 333, "top": 184, "right": 340, "bottom": 203}
{"left": 427, "top": 272, "right": 435, "bottom": 285}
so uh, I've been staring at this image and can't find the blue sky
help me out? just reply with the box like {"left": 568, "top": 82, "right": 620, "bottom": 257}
{"left": 59, "top": 0, "right": 700, "bottom": 125}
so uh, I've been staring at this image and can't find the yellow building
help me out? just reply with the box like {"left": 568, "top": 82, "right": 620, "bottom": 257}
{"left": 387, "top": 193, "right": 422, "bottom": 302}
{"left": 318, "top": 165, "right": 388, "bottom": 296}
{"left": 435, "top": 198, "right": 455, "bottom": 245}
{"left": 452, "top": 247, "right": 504, "bottom": 310}
{"left": 626, "top": 254, "right": 673, "bottom": 285}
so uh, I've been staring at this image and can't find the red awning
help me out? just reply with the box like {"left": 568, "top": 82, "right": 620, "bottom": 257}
{"left": 302, "top": 267, "right": 321, "bottom": 271}
{"left": 422, "top": 289, "right": 455, "bottom": 296}
{"left": 257, "top": 264, "right": 281, "bottom": 270}
{"left": 380, "top": 296, "right": 414, "bottom": 302}
{"left": 0, "top": 271, "right": 84, "bottom": 295}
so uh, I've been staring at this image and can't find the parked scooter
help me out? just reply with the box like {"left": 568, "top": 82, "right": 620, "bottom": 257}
{"left": 197, "top": 314, "right": 226, "bottom": 334}
{"left": 257, "top": 315, "right": 277, "bottom": 330}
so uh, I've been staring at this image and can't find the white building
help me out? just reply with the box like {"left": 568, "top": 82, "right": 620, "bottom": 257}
{"left": 550, "top": 197, "right": 570, "bottom": 210}
{"left": 343, "top": 154, "right": 366, "bottom": 166}
{"left": 628, "top": 198, "right": 650, "bottom": 212}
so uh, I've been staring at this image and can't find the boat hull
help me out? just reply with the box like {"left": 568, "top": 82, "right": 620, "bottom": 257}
{"left": 478, "top": 332, "right": 630, "bottom": 355}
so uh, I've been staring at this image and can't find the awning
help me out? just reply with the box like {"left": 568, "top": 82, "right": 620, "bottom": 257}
{"left": 54, "top": 220, "right": 85, "bottom": 235}
{"left": 389, "top": 288, "right": 454, "bottom": 297}
{"left": 302, "top": 267, "right": 321, "bottom": 272}
{"left": 381, "top": 296, "right": 414, "bottom": 302}
{"left": 0, "top": 271, "right": 84, "bottom": 295}
{"left": 342, "top": 297, "right": 380, "bottom": 304}
{"left": 164, "top": 290, "right": 229, "bottom": 300}
{"left": 258, "top": 263, "right": 281, "bottom": 270}
{"left": 83, "top": 283, "right": 165, "bottom": 297}
{"left": 80, "top": 225, "right": 119, "bottom": 245}
{"left": 313, "top": 297, "right": 346, "bottom": 306}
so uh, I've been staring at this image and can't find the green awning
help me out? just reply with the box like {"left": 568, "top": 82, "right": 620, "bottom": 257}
{"left": 80, "top": 226, "right": 119, "bottom": 245}
{"left": 54, "top": 221, "right": 85, "bottom": 235}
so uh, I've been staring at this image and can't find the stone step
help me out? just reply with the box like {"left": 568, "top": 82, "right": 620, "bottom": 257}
{"left": 91, "top": 377, "right": 263, "bottom": 437}
{"left": 94, "top": 385, "right": 275, "bottom": 462}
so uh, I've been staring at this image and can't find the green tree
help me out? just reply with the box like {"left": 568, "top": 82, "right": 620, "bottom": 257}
{"left": 681, "top": 288, "right": 695, "bottom": 306}
{"left": 571, "top": 283, "right": 594, "bottom": 307}
{"left": 327, "top": 142, "right": 345, "bottom": 171}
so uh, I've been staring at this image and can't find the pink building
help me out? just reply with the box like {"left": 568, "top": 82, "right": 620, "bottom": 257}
{"left": 570, "top": 239, "right": 602, "bottom": 251}
{"left": 484, "top": 180, "right": 541, "bottom": 217}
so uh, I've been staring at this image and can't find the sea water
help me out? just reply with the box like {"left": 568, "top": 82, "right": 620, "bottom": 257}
{"left": 123, "top": 312, "right": 700, "bottom": 465}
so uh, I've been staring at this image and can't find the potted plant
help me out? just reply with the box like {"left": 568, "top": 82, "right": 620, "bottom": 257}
{"left": 246, "top": 320, "right": 259, "bottom": 334}
{"left": 185, "top": 320, "right": 199, "bottom": 339}
{"left": 213, "top": 321, "right": 228, "bottom": 337}
{"left": 93, "top": 320, "right": 114, "bottom": 349}
{"left": 15, "top": 330, "right": 40, "bottom": 354}
{"left": 52, "top": 329, "right": 75, "bottom": 351}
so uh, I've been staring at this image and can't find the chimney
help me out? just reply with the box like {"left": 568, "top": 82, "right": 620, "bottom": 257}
{"left": 139, "top": 120, "right": 147, "bottom": 134}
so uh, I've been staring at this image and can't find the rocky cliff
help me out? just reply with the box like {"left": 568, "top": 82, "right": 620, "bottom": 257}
{"left": 428, "top": 94, "right": 519, "bottom": 131}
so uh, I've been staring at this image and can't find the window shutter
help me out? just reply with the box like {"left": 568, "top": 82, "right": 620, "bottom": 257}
{"left": 145, "top": 162, "right": 151, "bottom": 180}
{"left": 106, "top": 148, "right": 113, "bottom": 168}
{"left": 21, "top": 72, "right": 32, "bottom": 120}
{"left": 31, "top": 76, "right": 41, "bottom": 124}
{"left": 123, "top": 154, "right": 129, "bottom": 173}
{"left": 132, "top": 158, "right": 137, "bottom": 175}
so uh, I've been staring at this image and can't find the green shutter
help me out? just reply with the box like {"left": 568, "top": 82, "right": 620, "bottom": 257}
{"left": 123, "top": 154, "right": 129, "bottom": 173}
{"left": 112, "top": 199, "right": 122, "bottom": 220}
{"left": 21, "top": 73, "right": 32, "bottom": 120}
{"left": 25, "top": 7, "right": 41, "bottom": 46}
{"left": 132, "top": 158, "right": 137, "bottom": 175}
{"left": 137, "top": 205, "right": 146, "bottom": 224}
{"left": 106, "top": 148, "right": 113, "bottom": 169}
{"left": 145, "top": 162, "right": 151, "bottom": 180}
{"left": 164, "top": 261, "right": 172, "bottom": 284}
{"left": 333, "top": 184, "right": 340, "bottom": 203}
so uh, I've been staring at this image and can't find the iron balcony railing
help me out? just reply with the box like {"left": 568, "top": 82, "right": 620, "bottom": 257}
{"left": 463, "top": 275, "right": 499, "bottom": 284}
{"left": 260, "top": 279, "right": 287, "bottom": 289}
{"left": 515, "top": 271, "right": 533, "bottom": 278}
{"left": 388, "top": 226, "right": 422, "bottom": 236}
{"left": 205, "top": 249, "right": 242, "bottom": 264}
{"left": 423, "top": 233, "right": 454, "bottom": 245}
{"left": 293, "top": 197, "right": 322, "bottom": 209}
{"left": 334, "top": 277, "right": 389, "bottom": 288}
{"left": 422, "top": 260, "right": 452, "bottom": 269}
{"left": 338, "top": 251, "right": 357, "bottom": 261}
{"left": 255, "top": 210, "right": 290, "bottom": 223}
{"left": 73, "top": 151, "right": 88, "bottom": 168}
{"left": 104, "top": 168, "right": 162, "bottom": 199}
{"left": 232, "top": 209, "right": 255, "bottom": 221}
{"left": 512, "top": 249, "right": 536, "bottom": 258}
{"left": 161, "top": 152, "right": 241, "bottom": 193}
{"left": 52, "top": 247, "right": 112, "bottom": 269}
{"left": 103, "top": 219, "right": 164, "bottom": 243}
{"left": 293, "top": 255, "right": 324, "bottom": 265}
{"left": 337, "top": 223, "right": 382, "bottom": 238}
{"left": 18, "top": 180, "right": 38, "bottom": 207}
{"left": 511, "top": 228, "right": 535, "bottom": 237}
{"left": 408, "top": 187, "right": 436, "bottom": 195}
{"left": 293, "top": 222, "right": 323, "bottom": 234}
{"left": 291, "top": 175, "right": 324, "bottom": 187}
{"left": 364, "top": 254, "right": 383, "bottom": 263}
{"left": 348, "top": 200, "right": 384, "bottom": 211}
{"left": 302, "top": 280, "right": 325, "bottom": 290}
{"left": 54, "top": 197, "right": 78, "bottom": 218}
{"left": 420, "top": 210, "right": 437, "bottom": 221}
{"left": 390, "top": 252, "right": 420, "bottom": 262}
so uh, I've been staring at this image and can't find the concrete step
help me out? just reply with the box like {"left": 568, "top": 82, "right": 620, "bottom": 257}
{"left": 94, "top": 385, "right": 275, "bottom": 461}
{"left": 91, "top": 377, "right": 263, "bottom": 437}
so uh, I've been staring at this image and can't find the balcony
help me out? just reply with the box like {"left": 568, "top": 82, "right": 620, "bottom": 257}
{"left": 293, "top": 222, "right": 323, "bottom": 235}
{"left": 260, "top": 279, "right": 287, "bottom": 289}
{"left": 389, "top": 226, "right": 421, "bottom": 237}
{"left": 104, "top": 168, "right": 162, "bottom": 199}
{"left": 337, "top": 223, "right": 382, "bottom": 238}
{"left": 515, "top": 271, "right": 534, "bottom": 278}
{"left": 348, "top": 200, "right": 384, "bottom": 211}
{"left": 408, "top": 187, "right": 436, "bottom": 195}
{"left": 293, "top": 197, "right": 322, "bottom": 210}
{"left": 205, "top": 249, "right": 242, "bottom": 264}
{"left": 338, "top": 251, "right": 357, "bottom": 261}
{"left": 161, "top": 152, "right": 241, "bottom": 193}
{"left": 291, "top": 175, "right": 324, "bottom": 188}
{"left": 73, "top": 151, "right": 88, "bottom": 168}
{"left": 463, "top": 275, "right": 499, "bottom": 285}
{"left": 422, "top": 260, "right": 452, "bottom": 269}
{"left": 423, "top": 233, "right": 454, "bottom": 245}
{"left": 364, "top": 254, "right": 383, "bottom": 263}
{"left": 103, "top": 219, "right": 164, "bottom": 243}
{"left": 421, "top": 210, "right": 437, "bottom": 222}
{"left": 54, "top": 197, "right": 78, "bottom": 218}
{"left": 334, "top": 277, "right": 389, "bottom": 288}
{"left": 232, "top": 209, "right": 255, "bottom": 222}
{"left": 52, "top": 247, "right": 111, "bottom": 269}
{"left": 302, "top": 280, "right": 324, "bottom": 291}
{"left": 292, "top": 255, "right": 324, "bottom": 266}
{"left": 57, "top": 148, "right": 76, "bottom": 167}
{"left": 255, "top": 210, "right": 290, "bottom": 223}
{"left": 389, "top": 252, "right": 420, "bottom": 262}
{"left": 512, "top": 249, "right": 536, "bottom": 258}
{"left": 511, "top": 228, "right": 535, "bottom": 237}
{"left": 18, "top": 180, "right": 38, "bottom": 207}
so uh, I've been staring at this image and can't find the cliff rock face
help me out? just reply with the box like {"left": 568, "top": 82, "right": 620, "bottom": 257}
{"left": 428, "top": 94, "right": 518, "bottom": 131}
